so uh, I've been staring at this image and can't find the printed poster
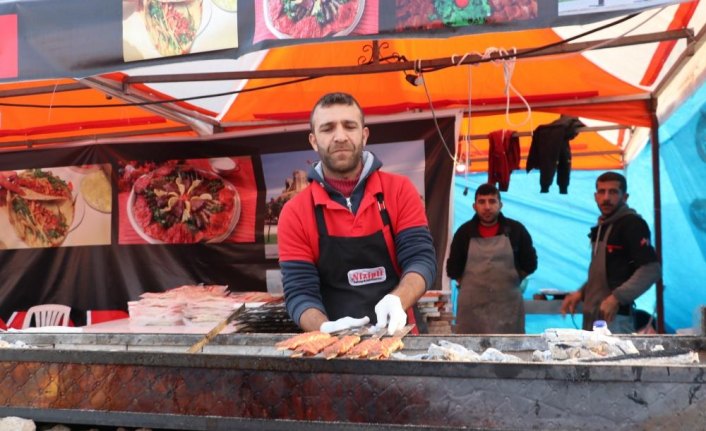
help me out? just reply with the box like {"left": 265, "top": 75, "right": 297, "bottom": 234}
{"left": 123, "top": 0, "right": 239, "bottom": 61}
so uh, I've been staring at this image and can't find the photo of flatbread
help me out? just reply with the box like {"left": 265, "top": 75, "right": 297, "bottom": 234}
{"left": 211, "top": 0, "right": 237, "bottom": 12}
{"left": 0, "top": 166, "right": 112, "bottom": 249}
{"left": 81, "top": 170, "right": 113, "bottom": 213}
{"left": 122, "top": 0, "right": 239, "bottom": 62}
{"left": 14, "top": 169, "right": 73, "bottom": 201}
{"left": 143, "top": 0, "right": 203, "bottom": 56}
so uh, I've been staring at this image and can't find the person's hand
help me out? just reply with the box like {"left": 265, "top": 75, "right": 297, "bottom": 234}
{"left": 599, "top": 294, "right": 620, "bottom": 323}
{"left": 319, "top": 316, "right": 370, "bottom": 334}
{"left": 560, "top": 291, "right": 582, "bottom": 316}
{"left": 374, "top": 294, "right": 406, "bottom": 336}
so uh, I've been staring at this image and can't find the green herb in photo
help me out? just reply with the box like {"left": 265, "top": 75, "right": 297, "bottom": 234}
{"left": 432, "top": 0, "right": 490, "bottom": 27}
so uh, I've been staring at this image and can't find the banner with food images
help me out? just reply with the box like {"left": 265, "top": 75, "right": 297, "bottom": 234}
{"left": 117, "top": 157, "right": 255, "bottom": 244}
{"left": 0, "top": 117, "right": 454, "bottom": 325}
{"left": 0, "top": 165, "right": 112, "bottom": 250}
{"left": 0, "top": 0, "right": 686, "bottom": 81}
{"left": 123, "top": 0, "right": 239, "bottom": 61}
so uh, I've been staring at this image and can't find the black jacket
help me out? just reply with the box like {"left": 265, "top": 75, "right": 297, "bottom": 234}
{"left": 525, "top": 116, "right": 584, "bottom": 194}
{"left": 446, "top": 213, "right": 537, "bottom": 280}
{"left": 589, "top": 208, "right": 658, "bottom": 293}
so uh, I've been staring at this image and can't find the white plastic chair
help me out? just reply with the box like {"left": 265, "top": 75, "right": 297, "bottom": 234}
{"left": 22, "top": 304, "right": 71, "bottom": 328}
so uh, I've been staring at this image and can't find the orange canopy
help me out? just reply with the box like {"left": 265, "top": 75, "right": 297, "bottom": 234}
{"left": 225, "top": 29, "right": 649, "bottom": 127}
{"left": 0, "top": 2, "right": 703, "bottom": 172}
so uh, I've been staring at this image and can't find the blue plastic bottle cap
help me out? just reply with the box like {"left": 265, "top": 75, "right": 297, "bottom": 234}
{"left": 592, "top": 320, "right": 607, "bottom": 329}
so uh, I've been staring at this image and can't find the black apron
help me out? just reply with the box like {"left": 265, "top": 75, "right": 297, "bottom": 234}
{"left": 315, "top": 193, "right": 399, "bottom": 324}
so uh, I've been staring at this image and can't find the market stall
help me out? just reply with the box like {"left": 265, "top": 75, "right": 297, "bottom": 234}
{"left": 0, "top": 0, "right": 704, "bottom": 334}
{"left": 0, "top": 5, "right": 705, "bottom": 430}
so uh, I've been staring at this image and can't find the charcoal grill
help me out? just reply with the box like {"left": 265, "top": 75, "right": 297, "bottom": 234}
{"left": 0, "top": 332, "right": 704, "bottom": 430}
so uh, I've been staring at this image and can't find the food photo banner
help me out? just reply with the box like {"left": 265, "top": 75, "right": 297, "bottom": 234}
{"left": 0, "top": 0, "right": 688, "bottom": 81}
{"left": 0, "top": 117, "right": 454, "bottom": 324}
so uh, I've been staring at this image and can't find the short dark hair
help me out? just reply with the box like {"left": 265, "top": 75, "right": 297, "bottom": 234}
{"left": 596, "top": 171, "right": 627, "bottom": 193}
{"left": 475, "top": 183, "right": 500, "bottom": 201}
{"left": 310, "top": 92, "right": 364, "bottom": 130}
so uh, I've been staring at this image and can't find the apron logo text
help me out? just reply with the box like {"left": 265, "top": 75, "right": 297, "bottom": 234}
{"left": 348, "top": 267, "right": 387, "bottom": 286}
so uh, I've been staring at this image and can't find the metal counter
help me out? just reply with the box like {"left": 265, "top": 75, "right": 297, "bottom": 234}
{"left": 0, "top": 332, "right": 704, "bottom": 430}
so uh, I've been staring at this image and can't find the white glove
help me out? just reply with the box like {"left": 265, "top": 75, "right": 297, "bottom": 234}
{"left": 374, "top": 294, "right": 406, "bottom": 336}
{"left": 319, "top": 316, "right": 370, "bottom": 334}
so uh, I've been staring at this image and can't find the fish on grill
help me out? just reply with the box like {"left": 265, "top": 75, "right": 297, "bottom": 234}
{"left": 323, "top": 335, "right": 361, "bottom": 359}
{"left": 367, "top": 337, "right": 404, "bottom": 360}
{"left": 344, "top": 338, "right": 380, "bottom": 359}
{"left": 275, "top": 331, "right": 331, "bottom": 351}
{"left": 291, "top": 336, "right": 339, "bottom": 357}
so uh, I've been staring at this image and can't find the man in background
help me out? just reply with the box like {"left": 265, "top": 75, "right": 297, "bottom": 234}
{"left": 561, "top": 171, "right": 661, "bottom": 333}
{"left": 446, "top": 183, "right": 537, "bottom": 333}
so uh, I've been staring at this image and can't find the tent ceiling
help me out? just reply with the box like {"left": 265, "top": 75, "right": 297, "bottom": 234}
{"left": 0, "top": 2, "right": 703, "bottom": 169}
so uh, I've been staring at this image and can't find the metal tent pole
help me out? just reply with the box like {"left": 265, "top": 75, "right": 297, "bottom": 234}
{"left": 649, "top": 97, "right": 665, "bottom": 333}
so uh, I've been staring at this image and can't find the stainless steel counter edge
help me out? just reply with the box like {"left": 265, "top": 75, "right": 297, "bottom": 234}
{"left": 0, "top": 333, "right": 704, "bottom": 384}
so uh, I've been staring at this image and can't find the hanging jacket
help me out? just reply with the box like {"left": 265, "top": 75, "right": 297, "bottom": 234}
{"left": 487, "top": 129, "right": 521, "bottom": 191}
{"left": 526, "top": 116, "right": 584, "bottom": 194}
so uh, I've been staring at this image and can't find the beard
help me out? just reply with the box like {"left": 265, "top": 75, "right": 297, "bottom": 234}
{"left": 478, "top": 212, "right": 499, "bottom": 225}
{"left": 318, "top": 141, "right": 364, "bottom": 178}
{"left": 599, "top": 200, "right": 625, "bottom": 218}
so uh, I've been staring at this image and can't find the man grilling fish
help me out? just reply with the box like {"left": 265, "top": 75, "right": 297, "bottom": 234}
{"left": 278, "top": 92, "right": 437, "bottom": 336}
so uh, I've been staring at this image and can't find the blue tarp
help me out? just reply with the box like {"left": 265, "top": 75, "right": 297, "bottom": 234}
{"left": 451, "top": 85, "right": 706, "bottom": 333}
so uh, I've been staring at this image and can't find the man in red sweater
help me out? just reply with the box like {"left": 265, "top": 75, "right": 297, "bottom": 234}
{"left": 278, "top": 93, "right": 437, "bottom": 335}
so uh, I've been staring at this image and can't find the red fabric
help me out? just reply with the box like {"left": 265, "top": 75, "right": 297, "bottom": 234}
{"left": 325, "top": 174, "right": 360, "bottom": 197}
{"left": 406, "top": 308, "right": 419, "bottom": 335}
{"left": 487, "top": 129, "right": 520, "bottom": 191}
{"left": 0, "top": 15, "right": 18, "bottom": 79}
{"left": 0, "top": 116, "right": 165, "bottom": 138}
{"left": 478, "top": 223, "right": 500, "bottom": 238}
{"left": 6, "top": 311, "right": 26, "bottom": 329}
{"left": 86, "top": 310, "right": 129, "bottom": 325}
{"left": 545, "top": 101, "right": 652, "bottom": 128}
{"left": 640, "top": 2, "right": 698, "bottom": 86}
{"left": 0, "top": 318, "right": 6, "bottom": 331}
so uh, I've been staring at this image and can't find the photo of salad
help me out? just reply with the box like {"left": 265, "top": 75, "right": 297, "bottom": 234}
{"left": 395, "top": 0, "right": 536, "bottom": 31}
